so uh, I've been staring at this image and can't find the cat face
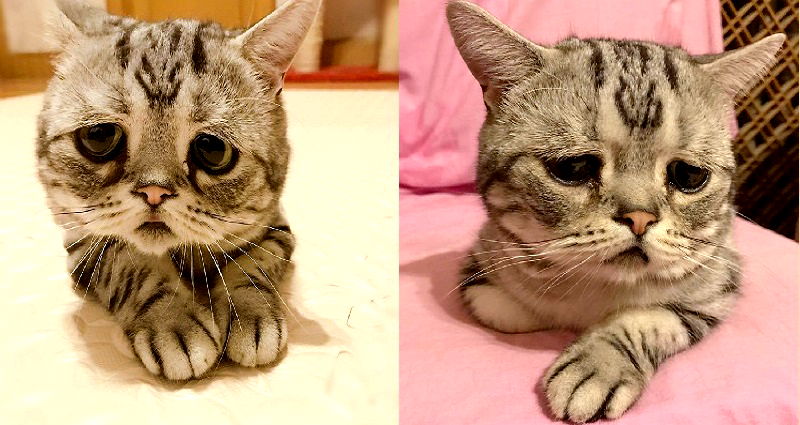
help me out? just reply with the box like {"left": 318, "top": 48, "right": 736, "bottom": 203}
{"left": 37, "top": 0, "right": 319, "bottom": 254}
{"left": 447, "top": 1, "right": 784, "bottom": 284}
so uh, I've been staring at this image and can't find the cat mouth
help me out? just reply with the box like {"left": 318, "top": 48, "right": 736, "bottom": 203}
{"left": 605, "top": 246, "right": 649, "bottom": 264}
{"left": 136, "top": 221, "right": 172, "bottom": 235}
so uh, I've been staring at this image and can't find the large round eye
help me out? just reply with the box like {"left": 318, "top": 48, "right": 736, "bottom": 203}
{"left": 190, "top": 133, "right": 237, "bottom": 174}
{"left": 667, "top": 160, "right": 709, "bottom": 193}
{"left": 545, "top": 155, "right": 602, "bottom": 185}
{"left": 75, "top": 123, "right": 125, "bottom": 162}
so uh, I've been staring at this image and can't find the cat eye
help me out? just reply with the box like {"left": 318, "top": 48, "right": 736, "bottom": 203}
{"left": 190, "top": 133, "right": 238, "bottom": 174}
{"left": 75, "top": 123, "right": 125, "bottom": 162}
{"left": 667, "top": 160, "right": 709, "bottom": 193}
{"left": 545, "top": 155, "right": 602, "bottom": 185}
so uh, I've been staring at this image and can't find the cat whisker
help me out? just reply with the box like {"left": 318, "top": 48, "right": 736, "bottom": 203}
{"left": 53, "top": 208, "right": 96, "bottom": 216}
{"left": 197, "top": 244, "right": 215, "bottom": 330}
{"left": 216, "top": 237, "right": 302, "bottom": 328}
{"left": 83, "top": 238, "right": 112, "bottom": 300}
{"left": 224, "top": 231, "right": 292, "bottom": 263}
{"left": 204, "top": 244, "right": 243, "bottom": 333}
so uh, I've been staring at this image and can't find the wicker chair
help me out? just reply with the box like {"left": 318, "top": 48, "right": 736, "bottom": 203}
{"left": 721, "top": 0, "right": 799, "bottom": 240}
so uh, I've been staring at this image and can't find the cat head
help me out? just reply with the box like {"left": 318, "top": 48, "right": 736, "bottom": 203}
{"left": 37, "top": 0, "right": 320, "bottom": 254}
{"left": 447, "top": 1, "right": 784, "bottom": 283}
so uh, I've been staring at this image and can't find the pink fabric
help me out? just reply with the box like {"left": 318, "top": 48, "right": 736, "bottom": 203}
{"left": 399, "top": 0, "right": 725, "bottom": 189}
{"left": 400, "top": 191, "right": 798, "bottom": 425}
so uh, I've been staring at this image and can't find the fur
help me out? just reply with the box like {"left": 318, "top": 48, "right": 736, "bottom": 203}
{"left": 36, "top": 0, "right": 320, "bottom": 380}
{"left": 447, "top": 1, "right": 784, "bottom": 422}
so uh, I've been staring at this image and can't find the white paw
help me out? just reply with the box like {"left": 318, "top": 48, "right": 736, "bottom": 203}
{"left": 462, "top": 283, "right": 543, "bottom": 333}
{"left": 225, "top": 308, "right": 286, "bottom": 367}
{"left": 129, "top": 305, "right": 223, "bottom": 380}
{"left": 543, "top": 336, "right": 647, "bottom": 423}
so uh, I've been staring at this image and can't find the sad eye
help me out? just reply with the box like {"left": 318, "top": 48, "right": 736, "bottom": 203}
{"left": 75, "top": 123, "right": 125, "bottom": 162}
{"left": 190, "top": 133, "right": 238, "bottom": 174}
{"left": 545, "top": 155, "right": 602, "bottom": 185}
{"left": 667, "top": 160, "right": 709, "bottom": 193}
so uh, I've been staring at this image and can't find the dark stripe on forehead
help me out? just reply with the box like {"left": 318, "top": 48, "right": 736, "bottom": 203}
{"left": 637, "top": 44, "right": 650, "bottom": 69}
{"left": 662, "top": 48, "right": 680, "bottom": 91}
{"left": 115, "top": 26, "right": 133, "bottom": 69}
{"left": 168, "top": 22, "right": 183, "bottom": 52}
{"left": 192, "top": 23, "right": 209, "bottom": 75}
{"left": 134, "top": 56, "right": 183, "bottom": 107}
{"left": 588, "top": 41, "right": 605, "bottom": 89}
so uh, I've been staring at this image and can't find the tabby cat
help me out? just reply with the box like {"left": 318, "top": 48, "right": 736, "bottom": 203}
{"left": 446, "top": 1, "right": 784, "bottom": 422}
{"left": 36, "top": 0, "right": 320, "bottom": 380}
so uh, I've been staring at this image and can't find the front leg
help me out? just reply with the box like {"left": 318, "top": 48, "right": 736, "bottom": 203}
{"left": 68, "top": 236, "right": 225, "bottom": 380}
{"left": 543, "top": 303, "right": 730, "bottom": 422}
{"left": 211, "top": 224, "right": 294, "bottom": 367}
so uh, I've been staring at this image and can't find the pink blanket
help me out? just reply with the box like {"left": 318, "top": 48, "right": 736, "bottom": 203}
{"left": 400, "top": 0, "right": 725, "bottom": 189}
{"left": 400, "top": 191, "right": 798, "bottom": 424}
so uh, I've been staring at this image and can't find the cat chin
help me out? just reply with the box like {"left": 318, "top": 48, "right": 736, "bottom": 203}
{"left": 125, "top": 231, "right": 179, "bottom": 256}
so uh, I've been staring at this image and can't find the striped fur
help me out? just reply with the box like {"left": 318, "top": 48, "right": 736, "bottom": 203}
{"left": 37, "top": 0, "right": 320, "bottom": 380}
{"left": 447, "top": 1, "right": 784, "bottom": 422}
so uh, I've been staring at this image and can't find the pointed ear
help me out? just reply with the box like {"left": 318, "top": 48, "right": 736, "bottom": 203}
{"left": 446, "top": 0, "right": 551, "bottom": 107}
{"left": 233, "top": 0, "right": 321, "bottom": 81}
{"left": 696, "top": 33, "right": 786, "bottom": 98}
{"left": 49, "top": 0, "right": 113, "bottom": 49}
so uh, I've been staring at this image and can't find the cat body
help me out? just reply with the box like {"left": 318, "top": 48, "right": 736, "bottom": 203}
{"left": 446, "top": 1, "right": 784, "bottom": 422}
{"left": 36, "top": 0, "right": 320, "bottom": 380}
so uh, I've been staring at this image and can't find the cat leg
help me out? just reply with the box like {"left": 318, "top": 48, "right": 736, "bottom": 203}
{"left": 69, "top": 237, "right": 225, "bottom": 380}
{"left": 461, "top": 283, "right": 545, "bottom": 333}
{"left": 542, "top": 303, "right": 731, "bottom": 423}
{"left": 215, "top": 224, "right": 294, "bottom": 367}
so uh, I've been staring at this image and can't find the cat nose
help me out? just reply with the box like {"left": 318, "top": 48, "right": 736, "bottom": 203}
{"left": 617, "top": 211, "right": 658, "bottom": 236}
{"left": 132, "top": 185, "right": 176, "bottom": 206}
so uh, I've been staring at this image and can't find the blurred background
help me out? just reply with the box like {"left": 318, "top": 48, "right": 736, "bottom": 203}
{"left": 0, "top": 0, "right": 398, "bottom": 94}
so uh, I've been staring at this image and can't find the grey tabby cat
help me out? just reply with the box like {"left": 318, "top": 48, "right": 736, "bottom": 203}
{"left": 446, "top": 1, "right": 784, "bottom": 422}
{"left": 36, "top": 0, "right": 320, "bottom": 380}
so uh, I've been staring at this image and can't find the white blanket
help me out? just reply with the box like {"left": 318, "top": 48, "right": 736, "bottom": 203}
{"left": 0, "top": 89, "right": 398, "bottom": 425}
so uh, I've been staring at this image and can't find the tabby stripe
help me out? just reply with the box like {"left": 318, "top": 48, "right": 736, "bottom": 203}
{"left": 663, "top": 48, "right": 679, "bottom": 91}
{"left": 149, "top": 333, "right": 163, "bottom": 373}
{"left": 191, "top": 23, "right": 209, "bottom": 75}
{"left": 547, "top": 354, "right": 585, "bottom": 387}
{"left": 565, "top": 372, "right": 596, "bottom": 417}
{"left": 587, "top": 381, "right": 624, "bottom": 423}
{"left": 114, "top": 271, "right": 135, "bottom": 312}
{"left": 664, "top": 303, "right": 720, "bottom": 345}
{"left": 588, "top": 41, "right": 605, "bottom": 89}
{"left": 189, "top": 314, "right": 218, "bottom": 350}
{"left": 134, "top": 286, "right": 168, "bottom": 318}
{"left": 639, "top": 330, "right": 659, "bottom": 368}
{"left": 601, "top": 335, "right": 643, "bottom": 375}
{"left": 174, "top": 331, "right": 192, "bottom": 374}
{"left": 168, "top": 23, "right": 183, "bottom": 52}
{"left": 253, "top": 318, "right": 261, "bottom": 349}
{"left": 115, "top": 26, "right": 133, "bottom": 69}
{"left": 274, "top": 313, "right": 282, "bottom": 348}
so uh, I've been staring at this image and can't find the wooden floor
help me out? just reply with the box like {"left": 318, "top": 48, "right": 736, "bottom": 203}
{"left": 0, "top": 78, "right": 397, "bottom": 99}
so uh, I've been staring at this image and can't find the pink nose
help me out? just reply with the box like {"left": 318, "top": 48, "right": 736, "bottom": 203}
{"left": 133, "top": 185, "right": 175, "bottom": 206}
{"left": 620, "top": 211, "right": 657, "bottom": 236}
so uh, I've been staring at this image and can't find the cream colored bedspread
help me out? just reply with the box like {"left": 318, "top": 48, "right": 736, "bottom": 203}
{"left": 0, "top": 89, "right": 398, "bottom": 425}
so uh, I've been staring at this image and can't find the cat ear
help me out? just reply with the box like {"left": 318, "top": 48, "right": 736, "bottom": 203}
{"left": 233, "top": 0, "right": 321, "bottom": 81}
{"left": 446, "top": 0, "right": 552, "bottom": 107}
{"left": 49, "top": 0, "right": 115, "bottom": 49}
{"left": 695, "top": 33, "right": 786, "bottom": 98}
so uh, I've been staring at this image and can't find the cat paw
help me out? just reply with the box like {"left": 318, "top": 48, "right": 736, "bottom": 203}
{"left": 461, "top": 283, "right": 544, "bottom": 333}
{"left": 128, "top": 304, "right": 223, "bottom": 380}
{"left": 542, "top": 337, "right": 647, "bottom": 423}
{"left": 225, "top": 301, "right": 287, "bottom": 367}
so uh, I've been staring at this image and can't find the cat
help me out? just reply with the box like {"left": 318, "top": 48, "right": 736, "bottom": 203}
{"left": 446, "top": 1, "right": 784, "bottom": 422}
{"left": 36, "top": 0, "right": 320, "bottom": 380}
